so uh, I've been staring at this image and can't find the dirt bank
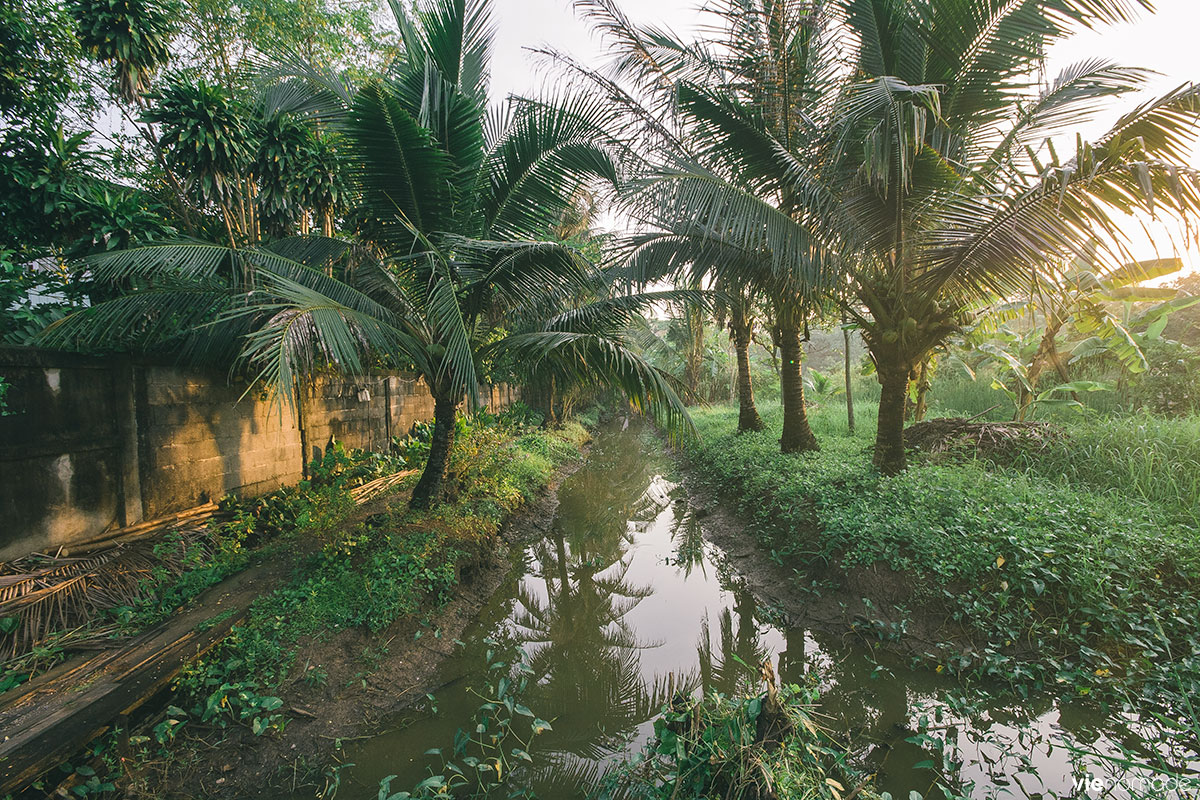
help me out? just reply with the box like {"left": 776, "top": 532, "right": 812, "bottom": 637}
{"left": 140, "top": 455, "right": 586, "bottom": 800}
{"left": 678, "top": 471, "right": 973, "bottom": 666}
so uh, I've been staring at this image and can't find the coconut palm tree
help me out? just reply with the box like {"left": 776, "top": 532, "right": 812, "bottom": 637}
{"left": 41, "top": 0, "right": 689, "bottom": 509}
{"left": 823, "top": 0, "right": 1200, "bottom": 472}
{"left": 599, "top": 0, "right": 1200, "bottom": 473}
{"left": 551, "top": 0, "right": 837, "bottom": 452}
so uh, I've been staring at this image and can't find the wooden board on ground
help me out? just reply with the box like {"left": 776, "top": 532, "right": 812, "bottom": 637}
{"left": 0, "top": 560, "right": 287, "bottom": 795}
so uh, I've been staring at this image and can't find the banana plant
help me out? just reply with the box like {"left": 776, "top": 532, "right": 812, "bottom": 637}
{"left": 965, "top": 257, "right": 1195, "bottom": 420}
{"left": 803, "top": 368, "right": 844, "bottom": 400}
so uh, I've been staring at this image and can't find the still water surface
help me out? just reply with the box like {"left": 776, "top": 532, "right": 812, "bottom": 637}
{"left": 339, "top": 421, "right": 1190, "bottom": 798}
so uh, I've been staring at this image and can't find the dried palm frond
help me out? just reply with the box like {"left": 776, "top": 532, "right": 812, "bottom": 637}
{"left": 349, "top": 469, "right": 418, "bottom": 504}
{"left": 0, "top": 526, "right": 216, "bottom": 662}
{"left": 905, "top": 418, "right": 1063, "bottom": 459}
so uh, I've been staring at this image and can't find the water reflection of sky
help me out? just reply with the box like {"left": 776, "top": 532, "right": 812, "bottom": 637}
{"left": 341, "top": 423, "right": 1198, "bottom": 800}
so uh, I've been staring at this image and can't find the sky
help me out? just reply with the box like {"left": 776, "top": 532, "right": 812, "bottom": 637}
{"left": 484, "top": 0, "right": 1200, "bottom": 278}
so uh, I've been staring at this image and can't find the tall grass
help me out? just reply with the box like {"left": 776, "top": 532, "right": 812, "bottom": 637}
{"left": 891, "top": 372, "right": 1200, "bottom": 522}
{"left": 1005, "top": 414, "right": 1200, "bottom": 526}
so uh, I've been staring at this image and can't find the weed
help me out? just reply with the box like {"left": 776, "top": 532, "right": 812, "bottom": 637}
{"left": 597, "top": 666, "right": 875, "bottom": 800}
{"left": 380, "top": 640, "right": 551, "bottom": 799}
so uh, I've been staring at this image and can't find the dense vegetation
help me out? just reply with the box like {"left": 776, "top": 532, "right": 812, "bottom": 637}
{"left": 175, "top": 409, "right": 588, "bottom": 721}
{"left": 688, "top": 398, "right": 1200, "bottom": 704}
{"left": 2, "top": 0, "right": 1199, "bottom": 797}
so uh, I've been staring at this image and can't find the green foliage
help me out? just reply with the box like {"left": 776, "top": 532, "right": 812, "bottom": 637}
{"left": 0, "top": 0, "right": 86, "bottom": 122}
{"left": 254, "top": 114, "right": 345, "bottom": 237}
{"left": 1000, "top": 413, "right": 1200, "bottom": 528}
{"left": 1127, "top": 338, "right": 1200, "bottom": 415}
{"left": 123, "top": 443, "right": 401, "bottom": 632}
{"left": 598, "top": 680, "right": 871, "bottom": 800}
{"left": 70, "top": 0, "right": 176, "bottom": 103}
{"left": 685, "top": 402, "right": 1200, "bottom": 710}
{"left": 0, "top": 125, "right": 175, "bottom": 344}
{"left": 144, "top": 78, "right": 255, "bottom": 210}
{"left": 181, "top": 0, "right": 396, "bottom": 80}
{"left": 175, "top": 414, "right": 585, "bottom": 724}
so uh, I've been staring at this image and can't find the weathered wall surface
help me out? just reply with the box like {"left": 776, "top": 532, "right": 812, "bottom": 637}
{"left": 135, "top": 368, "right": 305, "bottom": 520}
{"left": 0, "top": 348, "right": 519, "bottom": 560}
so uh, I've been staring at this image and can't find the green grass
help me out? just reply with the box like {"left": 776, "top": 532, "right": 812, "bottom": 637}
{"left": 1003, "top": 414, "right": 1200, "bottom": 526}
{"left": 813, "top": 378, "right": 1200, "bottom": 524}
{"left": 684, "top": 401, "right": 1200, "bottom": 707}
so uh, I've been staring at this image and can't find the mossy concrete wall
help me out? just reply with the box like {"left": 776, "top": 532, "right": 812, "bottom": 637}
{"left": 0, "top": 348, "right": 519, "bottom": 561}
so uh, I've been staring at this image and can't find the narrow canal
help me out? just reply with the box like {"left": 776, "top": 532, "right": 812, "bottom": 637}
{"left": 337, "top": 420, "right": 1186, "bottom": 798}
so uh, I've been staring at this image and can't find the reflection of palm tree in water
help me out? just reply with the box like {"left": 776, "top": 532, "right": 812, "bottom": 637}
{"left": 668, "top": 508, "right": 708, "bottom": 576}
{"left": 697, "top": 594, "right": 774, "bottom": 697}
{"left": 512, "top": 537, "right": 658, "bottom": 755}
{"left": 503, "top": 421, "right": 681, "bottom": 789}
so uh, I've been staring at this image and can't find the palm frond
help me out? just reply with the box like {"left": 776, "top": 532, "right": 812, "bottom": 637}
{"left": 346, "top": 80, "right": 455, "bottom": 245}
{"left": 624, "top": 165, "right": 834, "bottom": 294}
{"left": 231, "top": 270, "right": 436, "bottom": 403}
{"left": 480, "top": 95, "right": 621, "bottom": 240}
{"left": 488, "top": 329, "right": 692, "bottom": 438}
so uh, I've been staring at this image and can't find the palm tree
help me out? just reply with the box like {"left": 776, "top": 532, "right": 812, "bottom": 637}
{"left": 719, "top": 278, "right": 767, "bottom": 433}
{"left": 595, "top": 0, "right": 1200, "bottom": 472}
{"left": 620, "top": 222, "right": 772, "bottom": 431}
{"left": 555, "top": 0, "right": 836, "bottom": 452}
{"left": 41, "top": 0, "right": 689, "bottom": 509}
{"left": 827, "top": 0, "right": 1200, "bottom": 472}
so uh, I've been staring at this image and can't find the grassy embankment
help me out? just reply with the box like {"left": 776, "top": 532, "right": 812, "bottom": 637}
{"left": 684, "top": 398, "right": 1200, "bottom": 708}
{"left": 170, "top": 406, "right": 590, "bottom": 732}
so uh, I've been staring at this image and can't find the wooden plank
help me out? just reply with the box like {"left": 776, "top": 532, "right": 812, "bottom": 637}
{"left": 0, "top": 562, "right": 282, "bottom": 795}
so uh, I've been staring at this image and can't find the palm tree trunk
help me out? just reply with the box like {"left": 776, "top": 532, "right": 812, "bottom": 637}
{"left": 409, "top": 394, "right": 457, "bottom": 510}
{"left": 874, "top": 366, "right": 908, "bottom": 474}
{"left": 684, "top": 306, "right": 704, "bottom": 403}
{"left": 778, "top": 321, "right": 819, "bottom": 453}
{"left": 843, "top": 322, "right": 855, "bottom": 434}
{"left": 731, "top": 310, "right": 765, "bottom": 433}
{"left": 546, "top": 376, "right": 558, "bottom": 426}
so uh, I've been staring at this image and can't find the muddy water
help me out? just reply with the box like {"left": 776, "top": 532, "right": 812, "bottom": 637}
{"left": 339, "top": 421, "right": 1188, "bottom": 799}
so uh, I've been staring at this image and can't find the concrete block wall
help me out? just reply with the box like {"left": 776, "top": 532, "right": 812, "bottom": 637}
{"left": 0, "top": 350, "right": 130, "bottom": 560}
{"left": 0, "top": 348, "right": 519, "bottom": 560}
{"left": 136, "top": 368, "right": 305, "bottom": 519}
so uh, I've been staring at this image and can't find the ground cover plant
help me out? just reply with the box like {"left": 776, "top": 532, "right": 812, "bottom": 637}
{"left": 684, "top": 400, "right": 1200, "bottom": 717}
{"left": 170, "top": 408, "right": 587, "bottom": 734}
